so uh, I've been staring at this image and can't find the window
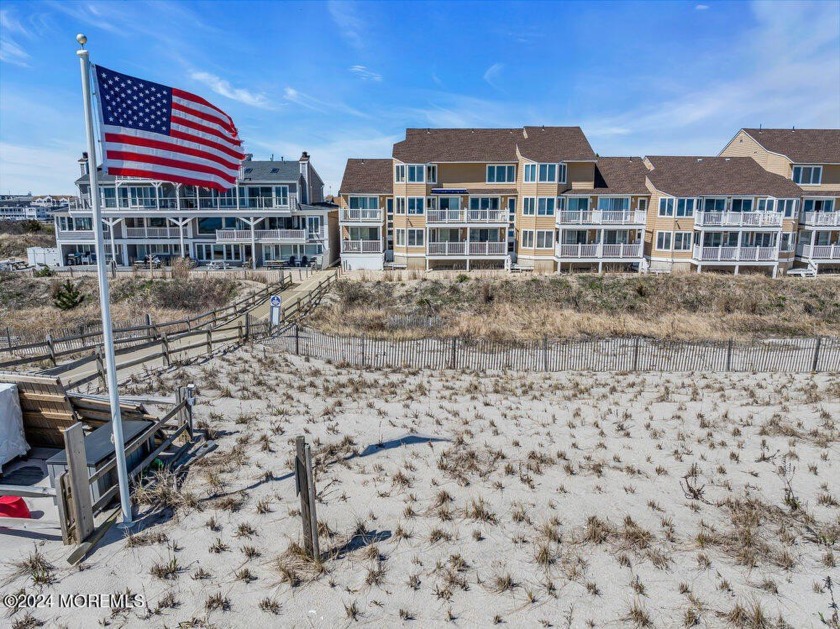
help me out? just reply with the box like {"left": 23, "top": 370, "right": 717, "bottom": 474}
{"left": 274, "top": 186, "right": 289, "bottom": 206}
{"left": 776, "top": 199, "right": 795, "bottom": 217}
{"left": 536, "top": 230, "right": 554, "bottom": 248}
{"left": 638, "top": 198, "right": 648, "bottom": 211}
{"left": 522, "top": 198, "right": 536, "bottom": 216}
{"left": 439, "top": 196, "right": 460, "bottom": 210}
{"left": 537, "top": 197, "right": 555, "bottom": 216}
{"left": 731, "top": 198, "right": 753, "bottom": 213}
{"left": 792, "top": 165, "right": 822, "bottom": 185}
{"left": 426, "top": 197, "right": 437, "bottom": 211}
{"left": 395, "top": 229, "right": 405, "bottom": 246}
{"left": 407, "top": 197, "right": 424, "bottom": 214}
{"left": 538, "top": 163, "right": 557, "bottom": 183}
{"left": 198, "top": 217, "right": 223, "bottom": 234}
{"left": 349, "top": 196, "right": 379, "bottom": 210}
{"left": 407, "top": 229, "right": 425, "bottom": 247}
{"left": 556, "top": 197, "right": 566, "bottom": 212}
{"left": 676, "top": 198, "right": 695, "bottom": 217}
{"left": 395, "top": 197, "right": 406, "bottom": 214}
{"left": 469, "top": 197, "right": 500, "bottom": 210}
{"left": 524, "top": 164, "right": 537, "bottom": 183}
{"left": 673, "top": 232, "right": 692, "bottom": 251}
{"left": 803, "top": 199, "right": 834, "bottom": 213}
{"left": 486, "top": 165, "right": 516, "bottom": 183}
{"left": 597, "top": 197, "right": 630, "bottom": 212}
{"left": 521, "top": 230, "right": 534, "bottom": 248}
{"left": 386, "top": 198, "right": 394, "bottom": 214}
{"left": 757, "top": 198, "right": 776, "bottom": 212}
{"left": 567, "top": 197, "right": 589, "bottom": 212}
{"left": 780, "top": 232, "right": 795, "bottom": 252}
{"left": 703, "top": 198, "right": 725, "bottom": 212}
{"left": 407, "top": 165, "right": 425, "bottom": 183}
{"left": 507, "top": 198, "right": 516, "bottom": 216}
{"left": 395, "top": 164, "right": 405, "bottom": 182}
{"left": 658, "top": 198, "right": 674, "bottom": 217}
{"left": 656, "top": 231, "right": 672, "bottom": 250}
{"left": 426, "top": 165, "right": 437, "bottom": 183}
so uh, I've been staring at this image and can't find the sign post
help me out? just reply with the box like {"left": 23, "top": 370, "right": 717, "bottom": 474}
{"left": 269, "top": 295, "right": 282, "bottom": 332}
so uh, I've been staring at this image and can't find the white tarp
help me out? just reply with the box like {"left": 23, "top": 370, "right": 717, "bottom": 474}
{"left": 0, "top": 383, "right": 29, "bottom": 467}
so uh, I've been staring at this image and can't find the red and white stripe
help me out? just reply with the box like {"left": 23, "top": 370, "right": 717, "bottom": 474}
{"left": 100, "top": 87, "right": 244, "bottom": 190}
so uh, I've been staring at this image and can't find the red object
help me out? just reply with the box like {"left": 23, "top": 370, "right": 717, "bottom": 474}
{"left": 0, "top": 496, "right": 31, "bottom": 518}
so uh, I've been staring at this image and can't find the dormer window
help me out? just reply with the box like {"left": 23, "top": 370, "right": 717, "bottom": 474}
{"left": 792, "top": 165, "right": 822, "bottom": 185}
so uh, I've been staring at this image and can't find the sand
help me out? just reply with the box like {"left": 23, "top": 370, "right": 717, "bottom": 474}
{"left": 2, "top": 343, "right": 839, "bottom": 628}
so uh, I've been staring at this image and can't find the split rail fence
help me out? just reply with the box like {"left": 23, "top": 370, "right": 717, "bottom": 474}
{"left": 271, "top": 326, "right": 840, "bottom": 373}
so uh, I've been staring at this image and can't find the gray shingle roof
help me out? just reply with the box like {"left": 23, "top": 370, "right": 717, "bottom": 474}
{"left": 75, "top": 160, "right": 301, "bottom": 186}
{"left": 646, "top": 156, "right": 803, "bottom": 198}
{"left": 340, "top": 159, "right": 393, "bottom": 194}
{"left": 742, "top": 128, "right": 840, "bottom": 164}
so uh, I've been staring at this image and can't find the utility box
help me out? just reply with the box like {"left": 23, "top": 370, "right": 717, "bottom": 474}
{"left": 46, "top": 420, "right": 153, "bottom": 504}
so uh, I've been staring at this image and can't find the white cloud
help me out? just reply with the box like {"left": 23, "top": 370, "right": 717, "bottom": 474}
{"left": 283, "top": 86, "right": 369, "bottom": 119}
{"left": 349, "top": 65, "right": 382, "bottom": 82}
{"left": 328, "top": 0, "right": 367, "bottom": 50}
{"left": 0, "top": 10, "right": 31, "bottom": 66}
{"left": 0, "top": 142, "right": 78, "bottom": 195}
{"left": 695, "top": 4, "right": 710, "bottom": 10}
{"left": 190, "top": 71, "right": 274, "bottom": 109}
{"left": 482, "top": 63, "right": 505, "bottom": 91}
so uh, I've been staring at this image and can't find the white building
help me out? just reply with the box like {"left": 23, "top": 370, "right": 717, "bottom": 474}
{"left": 54, "top": 152, "right": 339, "bottom": 268}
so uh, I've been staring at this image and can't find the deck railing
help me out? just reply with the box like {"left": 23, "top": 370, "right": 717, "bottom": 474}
{"left": 556, "top": 210, "right": 646, "bottom": 225}
{"left": 341, "top": 208, "right": 383, "bottom": 222}
{"left": 555, "top": 243, "right": 642, "bottom": 258}
{"left": 342, "top": 240, "right": 383, "bottom": 253}
{"left": 216, "top": 229, "right": 307, "bottom": 243}
{"left": 694, "top": 211, "right": 783, "bottom": 227}
{"left": 800, "top": 212, "right": 840, "bottom": 227}
{"left": 692, "top": 245, "right": 777, "bottom": 261}
{"left": 796, "top": 243, "right": 840, "bottom": 259}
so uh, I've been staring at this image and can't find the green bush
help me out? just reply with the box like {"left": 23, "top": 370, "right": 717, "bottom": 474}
{"left": 53, "top": 280, "right": 84, "bottom": 311}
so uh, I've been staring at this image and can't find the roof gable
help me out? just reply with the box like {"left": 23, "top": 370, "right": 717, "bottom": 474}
{"left": 742, "top": 128, "right": 840, "bottom": 164}
{"left": 340, "top": 159, "right": 393, "bottom": 195}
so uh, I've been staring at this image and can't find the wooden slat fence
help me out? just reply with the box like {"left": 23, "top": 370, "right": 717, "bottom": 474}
{"left": 270, "top": 326, "right": 839, "bottom": 374}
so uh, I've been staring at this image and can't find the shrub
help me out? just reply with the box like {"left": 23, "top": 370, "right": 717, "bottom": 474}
{"left": 53, "top": 280, "right": 84, "bottom": 310}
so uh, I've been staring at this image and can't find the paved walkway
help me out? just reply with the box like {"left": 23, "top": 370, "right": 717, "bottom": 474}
{"left": 57, "top": 270, "right": 332, "bottom": 390}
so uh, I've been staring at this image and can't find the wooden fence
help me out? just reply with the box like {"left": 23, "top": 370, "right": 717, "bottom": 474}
{"left": 271, "top": 326, "right": 840, "bottom": 373}
{"left": 0, "top": 274, "right": 295, "bottom": 368}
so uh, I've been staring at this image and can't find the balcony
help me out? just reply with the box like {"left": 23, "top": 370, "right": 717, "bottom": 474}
{"left": 427, "top": 241, "right": 506, "bottom": 256}
{"left": 342, "top": 240, "right": 383, "bottom": 254}
{"left": 124, "top": 227, "right": 183, "bottom": 239}
{"left": 692, "top": 245, "right": 777, "bottom": 262}
{"left": 75, "top": 194, "right": 297, "bottom": 213}
{"left": 556, "top": 210, "right": 646, "bottom": 226}
{"left": 555, "top": 243, "right": 642, "bottom": 259}
{"left": 56, "top": 229, "right": 95, "bottom": 241}
{"left": 694, "top": 211, "right": 783, "bottom": 228}
{"left": 341, "top": 208, "right": 383, "bottom": 223}
{"left": 800, "top": 212, "right": 840, "bottom": 227}
{"left": 796, "top": 243, "right": 840, "bottom": 260}
{"left": 426, "top": 209, "right": 507, "bottom": 224}
{"left": 215, "top": 229, "right": 307, "bottom": 243}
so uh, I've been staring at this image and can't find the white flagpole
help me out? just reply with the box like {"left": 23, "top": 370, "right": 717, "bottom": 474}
{"left": 76, "top": 34, "right": 133, "bottom": 528}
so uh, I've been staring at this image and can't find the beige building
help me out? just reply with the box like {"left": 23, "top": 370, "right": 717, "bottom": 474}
{"left": 337, "top": 159, "right": 392, "bottom": 270}
{"left": 643, "top": 156, "right": 802, "bottom": 275}
{"left": 720, "top": 128, "right": 840, "bottom": 271}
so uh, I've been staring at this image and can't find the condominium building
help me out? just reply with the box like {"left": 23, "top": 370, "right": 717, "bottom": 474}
{"left": 338, "top": 158, "right": 392, "bottom": 270}
{"left": 720, "top": 128, "right": 840, "bottom": 271}
{"left": 643, "top": 156, "right": 802, "bottom": 275}
{"left": 339, "top": 126, "right": 599, "bottom": 271}
{"left": 55, "top": 152, "right": 338, "bottom": 268}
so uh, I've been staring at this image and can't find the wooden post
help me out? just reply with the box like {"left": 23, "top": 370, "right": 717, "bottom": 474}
{"left": 162, "top": 333, "right": 171, "bottom": 367}
{"left": 725, "top": 338, "right": 733, "bottom": 372}
{"left": 295, "top": 436, "right": 320, "bottom": 559}
{"left": 295, "top": 322, "right": 300, "bottom": 355}
{"left": 632, "top": 337, "right": 640, "bottom": 371}
{"left": 812, "top": 337, "right": 822, "bottom": 372}
{"left": 450, "top": 336, "right": 457, "bottom": 369}
{"left": 543, "top": 336, "right": 549, "bottom": 372}
{"left": 5, "top": 326, "right": 10, "bottom": 350}
{"left": 145, "top": 313, "right": 153, "bottom": 339}
{"left": 206, "top": 330, "right": 213, "bottom": 355}
{"left": 64, "top": 423, "right": 94, "bottom": 543}
{"left": 186, "top": 383, "right": 195, "bottom": 440}
{"left": 95, "top": 348, "right": 106, "bottom": 388}
{"left": 46, "top": 334, "right": 56, "bottom": 365}
{"left": 361, "top": 335, "right": 366, "bottom": 366}
{"left": 245, "top": 313, "right": 251, "bottom": 340}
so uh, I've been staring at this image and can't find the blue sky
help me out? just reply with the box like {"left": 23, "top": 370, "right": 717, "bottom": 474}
{"left": 1, "top": 0, "right": 838, "bottom": 195}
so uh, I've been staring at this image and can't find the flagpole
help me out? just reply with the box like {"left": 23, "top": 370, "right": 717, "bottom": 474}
{"left": 76, "top": 34, "right": 133, "bottom": 528}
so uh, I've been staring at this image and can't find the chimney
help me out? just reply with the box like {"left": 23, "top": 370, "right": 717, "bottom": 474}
{"left": 244, "top": 153, "right": 253, "bottom": 161}
{"left": 78, "top": 152, "right": 89, "bottom": 177}
{"left": 299, "top": 152, "right": 310, "bottom": 204}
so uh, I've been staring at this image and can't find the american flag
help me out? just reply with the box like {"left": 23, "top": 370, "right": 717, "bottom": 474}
{"left": 94, "top": 65, "right": 244, "bottom": 190}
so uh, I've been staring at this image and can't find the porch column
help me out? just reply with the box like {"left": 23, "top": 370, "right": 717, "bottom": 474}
{"left": 154, "top": 183, "right": 161, "bottom": 210}
{"left": 175, "top": 184, "right": 181, "bottom": 211}
{"left": 105, "top": 217, "right": 121, "bottom": 266}
{"left": 810, "top": 230, "right": 816, "bottom": 261}
{"left": 250, "top": 216, "right": 257, "bottom": 269}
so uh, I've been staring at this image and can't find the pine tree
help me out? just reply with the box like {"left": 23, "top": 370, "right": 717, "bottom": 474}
{"left": 53, "top": 280, "right": 84, "bottom": 311}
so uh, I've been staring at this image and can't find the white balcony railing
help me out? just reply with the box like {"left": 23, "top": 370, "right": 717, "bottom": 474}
{"left": 796, "top": 243, "right": 840, "bottom": 259}
{"left": 341, "top": 208, "right": 383, "bottom": 222}
{"left": 692, "top": 245, "right": 778, "bottom": 262}
{"left": 467, "top": 209, "right": 507, "bottom": 223}
{"left": 428, "top": 241, "right": 466, "bottom": 256}
{"left": 57, "top": 229, "right": 95, "bottom": 241}
{"left": 125, "top": 227, "right": 183, "bottom": 238}
{"left": 427, "top": 209, "right": 464, "bottom": 223}
{"left": 555, "top": 243, "right": 642, "bottom": 258}
{"left": 556, "top": 210, "right": 646, "bottom": 226}
{"left": 215, "top": 229, "right": 307, "bottom": 243}
{"left": 342, "top": 240, "right": 383, "bottom": 253}
{"left": 468, "top": 241, "right": 507, "bottom": 255}
{"left": 694, "top": 211, "right": 783, "bottom": 227}
{"left": 800, "top": 212, "right": 840, "bottom": 227}
{"left": 74, "top": 194, "right": 297, "bottom": 212}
